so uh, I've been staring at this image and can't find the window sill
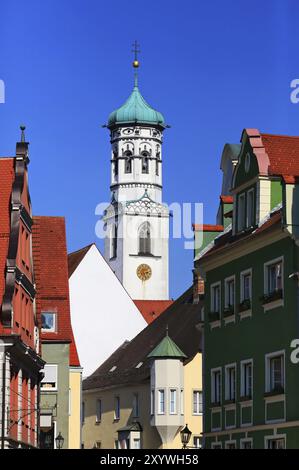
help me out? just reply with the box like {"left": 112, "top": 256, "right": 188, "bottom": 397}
{"left": 224, "top": 314, "right": 235, "bottom": 325}
{"left": 239, "top": 309, "right": 252, "bottom": 320}
{"left": 129, "top": 253, "right": 161, "bottom": 259}
{"left": 263, "top": 298, "right": 284, "bottom": 312}
{"left": 264, "top": 389, "right": 285, "bottom": 399}
{"left": 239, "top": 395, "right": 252, "bottom": 403}
{"left": 210, "top": 402, "right": 221, "bottom": 409}
{"left": 113, "top": 418, "right": 120, "bottom": 423}
{"left": 210, "top": 320, "right": 221, "bottom": 330}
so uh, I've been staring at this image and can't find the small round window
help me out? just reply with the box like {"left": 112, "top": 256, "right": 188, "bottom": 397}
{"left": 245, "top": 153, "right": 251, "bottom": 173}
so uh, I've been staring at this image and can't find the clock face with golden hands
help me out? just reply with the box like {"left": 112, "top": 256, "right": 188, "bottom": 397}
{"left": 137, "top": 264, "right": 152, "bottom": 281}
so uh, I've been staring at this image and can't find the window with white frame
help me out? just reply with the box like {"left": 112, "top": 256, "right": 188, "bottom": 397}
{"left": 265, "top": 259, "right": 283, "bottom": 296}
{"left": 41, "top": 312, "right": 56, "bottom": 332}
{"left": 114, "top": 396, "right": 120, "bottom": 420}
{"left": 211, "top": 283, "right": 221, "bottom": 313}
{"left": 247, "top": 188, "right": 255, "bottom": 227}
{"left": 241, "top": 439, "right": 253, "bottom": 449}
{"left": 241, "top": 270, "right": 252, "bottom": 302}
{"left": 158, "top": 390, "right": 165, "bottom": 414}
{"left": 241, "top": 360, "right": 252, "bottom": 398}
{"left": 225, "top": 365, "right": 236, "bottom": 401}
{"left": 169, "top": 389, "right": 177, "bottom": 414}
{"left": 211, "top": 442, "right": 222, "bottom": 449}
{"left": 133, "top": 393, "right": 139, "bottom": 418}
{"left": 266, "top": 353, "right": 284, "bottom": 393}
{"left": 96, "top": 399, "right": 102, "bottom": 423}
{"left": 193, "top": 436, "right": 202, "bottom": 448}
{"left": 225, "top": 441, "right": 237, "bottom": 449}
{"left": 211, "top": 369, "right": 221, "bottom": 404}
{"left": 225, "top": 277, "right": 235, "bottom": 311}
{"left": 266, "top": 437, "right": 285, "bottom": 449}
{"left": 180, "top": 389, "right": 184, "bottom": 415}
{"left": 237, "top": 192, "right": 246, "bottom": 231}
{"left": 41, "top": 364, "right": 58, "bottom": 390}
{"left": 193, "top": 390, "right": 203, "bottom": 414}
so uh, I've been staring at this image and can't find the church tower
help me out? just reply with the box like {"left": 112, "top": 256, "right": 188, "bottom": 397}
{"left": 103, "top": 43, "right": 169, "bottom": 300}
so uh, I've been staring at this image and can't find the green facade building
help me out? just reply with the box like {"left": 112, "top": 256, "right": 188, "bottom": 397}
{"left": 196, "top": 129, "right": 299, "bottom": 449}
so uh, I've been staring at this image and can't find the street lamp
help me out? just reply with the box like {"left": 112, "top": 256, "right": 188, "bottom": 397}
{"left": 55, "top": 432, "right": 64, "bottom": 449}
{"left": 180, "top": 424, "right": 192, "bottom": 449}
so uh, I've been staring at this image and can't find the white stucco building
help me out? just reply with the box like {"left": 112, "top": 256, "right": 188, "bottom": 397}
{"left": 68, "top": 244, "right": 147, "bottom": 376}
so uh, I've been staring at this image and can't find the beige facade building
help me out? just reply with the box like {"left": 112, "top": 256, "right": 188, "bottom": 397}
{"left": 82, "top": 288, "right": 203, "bottom": 449}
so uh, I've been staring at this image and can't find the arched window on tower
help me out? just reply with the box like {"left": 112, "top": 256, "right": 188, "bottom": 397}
{"left": 156, "top": 151, "right": 160, "bottom": 176}
{"left": 113, "top": 151, "right": 118, "bottom": 177}
{"left": 141, "top": 152, "right": 149, "bottom": 174}
{"left": 139, "top": 222, "right": 151, "bottom": 255}
{"left": 110, "top": 223, "right": 118, "bottom": 259}
{"left": 124, "top": 151, "right": 132, "bottom": 174}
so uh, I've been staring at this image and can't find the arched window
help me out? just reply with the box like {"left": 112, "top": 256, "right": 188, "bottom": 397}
{"left": 110, "top": 224, "right": 118, "bottom": 259}
{"left": 113, "top": 151, "right": 118, "bottom": 177}
{"left": 139, "top": 222, "right": 151, "bottom": 255}
{"left": 124, "top": 151, "right": 132, "bottom": 174}
{"left": 141, "top": 152, "right": 149, "bottom": 174}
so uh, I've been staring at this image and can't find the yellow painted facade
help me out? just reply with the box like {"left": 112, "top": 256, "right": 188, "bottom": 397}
{"left": 68, "top": 368, "right": 82, "bottom": 449}
{"left": 82, "top": 353, "right": 202, "bottom": 449}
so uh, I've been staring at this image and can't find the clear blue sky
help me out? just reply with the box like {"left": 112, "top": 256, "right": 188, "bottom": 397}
{"left": 1, "top": 0, "right": 299, "bottom": 298}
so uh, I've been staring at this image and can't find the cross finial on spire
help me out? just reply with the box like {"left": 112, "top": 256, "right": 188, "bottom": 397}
{"left": 132, "top": 40, "right": 140, "bottom": 88}
{"left": 20, "top": 125, "right": 26, "bottom": 142}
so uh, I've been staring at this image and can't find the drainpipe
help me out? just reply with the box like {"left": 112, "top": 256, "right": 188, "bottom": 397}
{"left": 1, "top": 353, "right": 6, "bottom": 450}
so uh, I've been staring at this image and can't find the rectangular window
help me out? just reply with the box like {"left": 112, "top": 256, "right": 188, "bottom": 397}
{"left": 193, "top": 390, "right": 203, "bottom": 414}
{"left": 193, "top": 436, "right": 202, "bottom": 448}
{"left": 41, "top": 364, "right": 58, "bottom": 390}
{"left": 114, "top": 396, "right": 120, "bottom": 420}
{"left": 133, "top": 438, "right": 141, "bottom": 449}
{"left": 241, "top": 361, "right": 252, "bottom": 398}
{"left": 151, "top": 390, "right": 155, "bottom": 415}
{"left": 266, "top": 261, "right": 283, "bottom": 295}
{"left": 158, "top": 390, "right": 165, "bottom": 414}
{"left": 180, "top": 389, "right": 184, "bottom": 415}
{"left": 133, "top": 393, "right": 139, "bottom": 418}
{"left": 96, "top": 399, "right": 102, "bottom": 423}
{"left": 211, "top": 369, "right": 221, "bottom": 404}
{"left": 226, "top": 441, "right": 237, "bottom": 449}
{"left": 247, "top": 189, "right": 255, "bottom": 227}
{"left": 41, "top": 312, "right": 56, "bottom": 332}
{"left": 225, "top": 277, "right": 235, "bottom": 310}
{"left": 267, "top": 354, "right": 284, "bottom": 393}
{"left": 241, "top": 439, "right": 253, "bottom": 449}
{"left": 95, "top": 441, "right": 101, "bottom": 449}
{"left": 266, "top": 438, "right": 285, "bottom": 449}
{"left": 114, "top": 440, "right": 119, "bottom": 449}
{"left": 225, "top": 365, "right": 236, "bottom": 401}
{"left": 241, "top": 271, "right": 252, "bottom": 302}
{"left": 211, "top": 284, "right": 221, "bottom": 313}
{"left": 170, "top": 389, "right": 177, "bottom": 414}
{"left": 237, "top": 193, "right": 246, "bottom": 231}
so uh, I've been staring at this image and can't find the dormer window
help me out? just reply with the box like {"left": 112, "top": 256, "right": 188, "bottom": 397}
{"left": 237, "top": 187, "right": 256, "bottom": 232}
{"left": 237, "top": 193, "right": 246, "bottom": 231}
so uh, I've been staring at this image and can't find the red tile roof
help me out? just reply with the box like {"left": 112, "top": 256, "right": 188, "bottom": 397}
{"left": 261, "top": 133, "right": 299, "bottom": 178}
{"left": 133, "top": 300, "right": 174, "bottom": 324}
{"left": 220, "top": 195, "right": 233, "bottom": 204}
{"left": 200, "top": 210, "right": 282, "bottom": 261}
{"left": 193, "top": 224, "right": 224, "bottom": 232}
{"left": 68, "top": 244, "right": 94, "bottom": 278}
{"left": 32, "top": 216, "right": 80, "bottom": 367}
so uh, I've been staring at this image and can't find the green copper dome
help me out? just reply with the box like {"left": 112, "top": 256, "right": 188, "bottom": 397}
{"left": 108, "top": 84, "right": 165, "bottom": 128}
